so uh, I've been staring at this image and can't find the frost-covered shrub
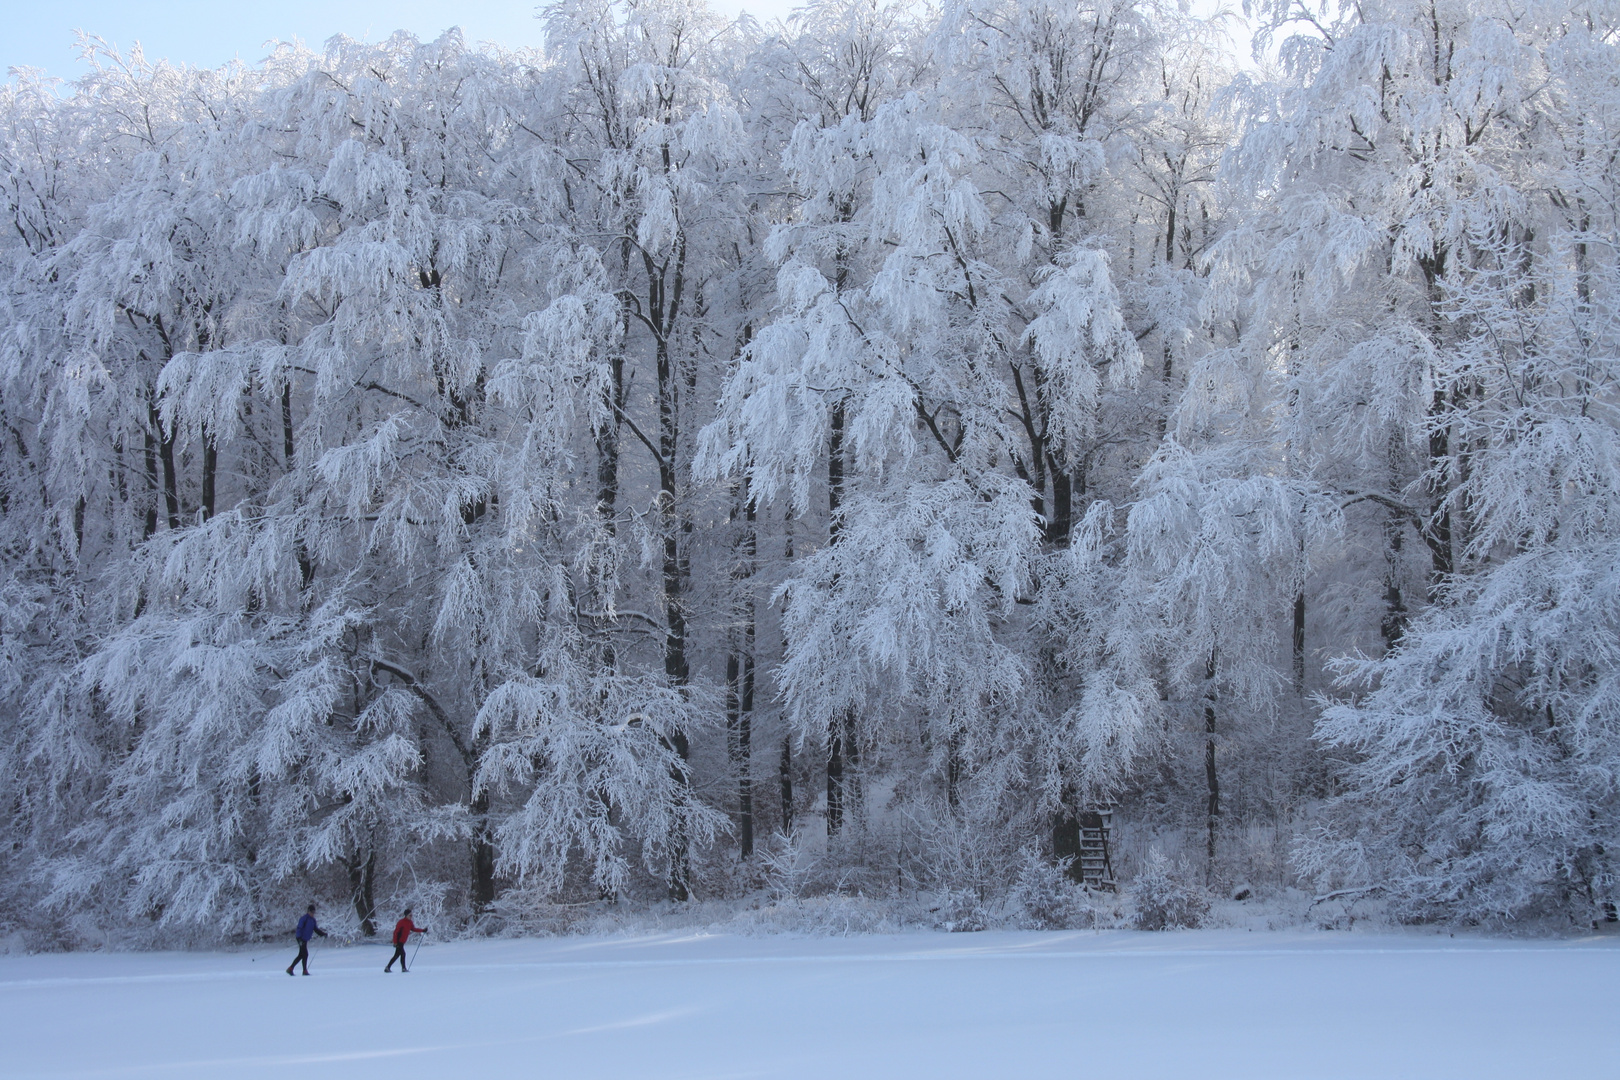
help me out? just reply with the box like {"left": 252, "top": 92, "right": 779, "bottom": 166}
{"left": 1131, "top": 850, "right": 1209, "bottom": 930}
{"left": 1009, "top": 853, "right": 1092, "bottom": 930}
{"left": 933, "top": 888, "right": 991, "bottom": 932}
{"left": 735, "top": 896, "right": 906, "bottom": 936}
{"left": 758, "top": 833, "right": 824, "bottom": 904}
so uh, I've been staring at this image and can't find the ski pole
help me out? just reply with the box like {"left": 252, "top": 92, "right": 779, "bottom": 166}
{"left": 410, "top": 931, "right": 424, "bottom": 968}
{"left": 249, "top": 939, "right": 286, "bottom": 963}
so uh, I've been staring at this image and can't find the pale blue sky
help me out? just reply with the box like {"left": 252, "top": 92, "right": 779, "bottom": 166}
{"left": 5, "top": 0, "right": 1253, "bottom": 86}
{"left": 3, "top": 0, "right": 799, "bottom": 81}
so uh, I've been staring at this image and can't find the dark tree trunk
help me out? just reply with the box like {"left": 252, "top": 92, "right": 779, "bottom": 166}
{"left": 946, "top": 731, "right": 963, "bottom": 814}
{"left": 1425, "top": 385, "right": 1455, "bottom": 597}
{"left": 1381, "top": 436, "right": 1409, "bottom": 650}
{"left": 283, "top": 378, "right": 312, "bottom": 587}
{"left": 779, "top": 739, "right": 794, "bottom": 837}
{"left": 594, "top": 351, "right": 623, "bottom": 679}
{"left": 201, "top": 434, "right": 217, "bottom": 523}
{"left": 828, "top": 399, "right": 846, "bottom": 539}
{"left": 825, "top": 400, "right": 849, "bottom": 835}
{"left": 659, "top": 476, "right": 690, "bottom": 901}
{"left": 283, "top": 384, "right": 315, "bottom": 589}
{"left": 1292, "top": 586, "right": 1306, "bottom": 693}
{"left": 843, "top": 710, "right": 861, "bottom": 828}
{"left": 647, "top": 240, "right": 692, "bottom": 901}
{"left": 1159, "top": 340, "right": 1174, "bottom": 441}
{"left": 1420, "top": 254, "right": 1456, "bottom": 598}
{"left": 1381, "top": 536, "right": 1408, "bottom": 650}
{"left": 1203, "top": 650, "right": 1219, "bottom": 867}
{"left": 1046, "top": 459, "right": 1072, "bottom": 547}
{"left": 1052, "top": 802, "right": 1084, "bottom": 884}
{"left": 348, "top": 849, "right": 377, "bottom": 936}
{"left": 826, "top": 725, "right": 845, "bottom": 837}
{"left": 470, "top": 786, "right": 496, "bottom": 915}
{"left": 666, "top": 728, "right": 691, "bottom": 902}
{"left": 726, "top": 487, "right": 757, "bottom": 858}
{"left": 1165, "top": 192, "right": 1178, "bottom": 266}
{"left": 597, "top": 352, "right": 624, "bottom": 532}
{"left": 739, "top": 653, "right": 754, "bottom": 858}
{"left": 151, "top": 402, "right": 180, "bottom": 530}
{"left": 142, "top": 427, "right": 159, "bottom": 540}
{"left": 281, "top": 382, "right": 296, "bottom": 470}
{"left": 727, "top": 651, "right": 755, "bottom": 858}
{"left": 1009, "top": 363, "right": 1047, "bottom": 529}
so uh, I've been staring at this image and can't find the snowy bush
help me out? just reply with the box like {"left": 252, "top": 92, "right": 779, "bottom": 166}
{"left": 932, "top": 888, "right": 992, "bottom": 933}
{"left": 759, "top": 833, "right": 820, "bottom": 904}
{"left": 736, "top": 896, "right": 906, "bottom": 936}
{"left": 1009, "top": 853, "right": 1093, "bottom": 930}
{"left": 1131, "top": 850, "right": 1210, "bottom": 931}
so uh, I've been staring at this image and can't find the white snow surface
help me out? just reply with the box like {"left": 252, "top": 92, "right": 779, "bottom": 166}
{"left": 5, "top": 929, "right": 1616, "bottom": 1079}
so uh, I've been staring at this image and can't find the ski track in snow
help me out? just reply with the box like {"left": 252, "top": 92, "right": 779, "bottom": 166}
{"left": 5, "top": 929, "right": 1617, "bottom": 1079}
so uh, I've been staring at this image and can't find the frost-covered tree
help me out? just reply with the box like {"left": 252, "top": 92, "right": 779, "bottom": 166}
{"left": 528, "top": 0, "right": 763, "bottom": 895}
{"left": 701, "top": 0, "right": 1191, "bottom": 884}
{"left": 1259, "top": 0, "right": 1620, "bottom": 922}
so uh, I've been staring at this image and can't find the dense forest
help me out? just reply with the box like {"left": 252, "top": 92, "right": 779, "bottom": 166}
{"left": 1, "top": 0, "right": 1616, "bottom": 945}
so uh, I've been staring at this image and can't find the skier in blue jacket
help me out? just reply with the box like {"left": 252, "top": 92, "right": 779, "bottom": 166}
{"left": 286, "top": 904, "right": 328, "bottom": 976}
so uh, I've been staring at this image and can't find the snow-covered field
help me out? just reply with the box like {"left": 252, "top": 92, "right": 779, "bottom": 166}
{"left": 5, "top": 929, "right": 1616, "bottom": 1079}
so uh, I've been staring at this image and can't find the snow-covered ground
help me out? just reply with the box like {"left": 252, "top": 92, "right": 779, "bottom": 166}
{"left": 5, "top": 929, "right": 1616, "bottom": 1079}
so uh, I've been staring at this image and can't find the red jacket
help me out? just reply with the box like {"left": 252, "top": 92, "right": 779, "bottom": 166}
{"left": 392, "top": 917, "right": 424, "bottom": 945}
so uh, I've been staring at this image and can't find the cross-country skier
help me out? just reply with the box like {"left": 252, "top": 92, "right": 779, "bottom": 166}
{"left": 384, "top": 908, "right": 428, "bottom": 973}
{"left": 287, "top": 904, "right": 328, "bottom": 976}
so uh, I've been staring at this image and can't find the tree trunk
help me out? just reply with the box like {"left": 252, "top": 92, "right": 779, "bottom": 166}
{"left": 347, "top": 849, "right": 377, "bottom": 936}
{"left": 1292, "top": 585, "right": 1306, "bottom": 694}
{"left": 1046, "top": 458, "right": 1072, "bottom": 547}
{"left": 282, "top": 383, "right": 316, "bottom": 590}
{"left": 739, "top": 648, "right": 754, "bottom": 858}
{"left": 1165, "top": 190, "right": 1178, "bottom": 266}
{"left": 470, "top": 786, "right": 497, "bottom": 915}
{"left": 201, "top": 433, "right": 217, "bottom": 523}
{"left": 142, "top": 427, "right": 159, "bottom": 540}
{"left": 843, "top": 710, "right": 861, "bottom": 830}
{"left": 1381, "top": 434, "right": 1409, "bottom": 649}
{"left": 726, "top": 491, "right": 756, "bottom": 858}
{"left": 779, "top": 739, "right": 794, "bottom": 837}
{"left": 826, "top": 725, "right": 845, "bottom": 838}
{"left": 1381, "top": 521, "right": 1408, "bottom": 650}
{"left": 281, "top": 382, "right": 296, "bottom": 470}
{"left": 1052, "top": 797, "right": 1084, "bottom": 884}
{"left": 151, "top": 401, "right": 180, "bottom": 530}
{"left": 1203, "top": 650, "right": 1219, "bottom": 868}
{"left": 727, "top": 652, "right": 755, "bottom": 858}
{"left": 826, "top": 400, "right": 849, "bottom": 835}
{"left": 735, "top": 488, "right": 758, "bottom": 854}
{"left": 652, "top": 256, "right": 691, "bottom": 900}
{"left": 1425, "top": 385, "right": 1455, "bottom": 597}
{"left": 1420, "top": 255, "right": 1455, "bottom": 598}
{"left": 598, "top": 351, "right": 624, "bottom": 531}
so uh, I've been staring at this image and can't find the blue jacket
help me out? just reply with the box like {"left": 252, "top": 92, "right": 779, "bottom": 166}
{"left": 296, "top": 914, "right": 319, "bottom": 942}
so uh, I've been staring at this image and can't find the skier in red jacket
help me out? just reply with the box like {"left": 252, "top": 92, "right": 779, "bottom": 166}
{"left": 384, "top": 908, "right": 427, "bottom": 973}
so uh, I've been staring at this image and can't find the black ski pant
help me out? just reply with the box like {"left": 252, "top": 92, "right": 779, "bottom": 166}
{"left": 385, "top": 942, "right": 408, "bottom": 972}
{"left": 288, "top": 939, "right": 310, "bottom": 975}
